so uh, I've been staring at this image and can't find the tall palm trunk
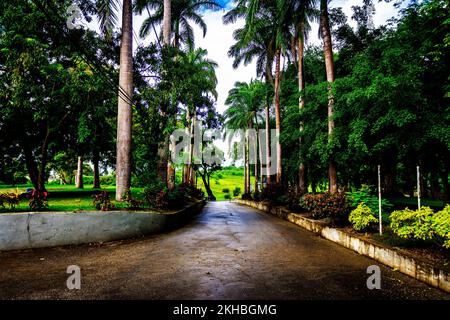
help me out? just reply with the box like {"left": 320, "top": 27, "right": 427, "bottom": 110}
{"left": 274, "top": 48, "right": 282, "bottom": 184}
{"left": 320, "top": 0, "right": 338, "bottom": 193}
{"left": 264, "top": 64, "right": 272, "bottom": 185}
{"left": 163, "top": 0, "right": 171, "bottom": 45}
{"left": 116, "top": 0, "right": 133, "bottom": 200}
{"left": 297, "top": 25, "right": 307, "bottom": 194}
{"left": 76, "top": 156, "right": 84, "bottom": 189}
{"left": 244, "top": 129, "right": 250, "bottom": 194}
{"left": 254, "top": 119, "right": 259, "bottom": 194}
{"left": 163, "top": 0, "right": 177, "bottom": 189}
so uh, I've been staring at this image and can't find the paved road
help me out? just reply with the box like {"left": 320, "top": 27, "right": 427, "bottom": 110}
{"left": 0, "top": 202, "right": 449, "bottom": 300}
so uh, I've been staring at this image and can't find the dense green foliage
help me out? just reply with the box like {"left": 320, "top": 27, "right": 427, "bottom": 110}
{"left": 349, "top": 203, "right": 378, "bottom": 231}
{"left": 280, "top": 0, "right": 449, "bottom": 199}
{"left": 390, "top": 205, "right": 450, "bottom": 248}
{"left": 347, "top": 185, "right": 392, "bottom": 217}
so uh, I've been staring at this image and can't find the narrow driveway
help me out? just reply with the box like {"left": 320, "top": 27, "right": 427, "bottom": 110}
{"left": 0, "top": 202, "right": 448, "bottom": 299}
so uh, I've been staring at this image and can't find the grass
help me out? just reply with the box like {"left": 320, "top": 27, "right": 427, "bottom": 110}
{"left": 196, "top": 167, "right": 249, "bottom": 201}
{"left": 0, "top": 184, "right": 143, "bottom": 213}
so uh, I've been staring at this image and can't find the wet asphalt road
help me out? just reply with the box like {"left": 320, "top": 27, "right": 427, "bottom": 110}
{"left": 0, "top": 201, "right": 449, "bottom": 300}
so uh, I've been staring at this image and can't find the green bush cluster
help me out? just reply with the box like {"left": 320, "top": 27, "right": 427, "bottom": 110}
{"left": 232, "top": 187, "right": 241, "bottom": 197}
{"left": 100, "top": 174, "right": 116, "bottom": 186}
{"left": 28, "top": 190, "right": 49, "bottom": 211}
{"left": 390, "top": 205, "right": 450, "bottom": 249}
{"left": 347, "top": 185, "right": 392, "bottom": 223}
{"left": 142, "top": 183, "right": 204, "bottom": 210}
{"left": 0, "top": 192, "right": 21, "bottom": 210}
{"left": 349, "top": 203, "right": 378, "bottom": 231}
{"left": 92, "top": 191, "right": 115, "bottom": 211}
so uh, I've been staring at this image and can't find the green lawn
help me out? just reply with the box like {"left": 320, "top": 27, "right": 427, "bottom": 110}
{"left": 196, "top": 167, "right": 248, "bottom": 201}
{"left": 0, "top": 184, "right": 142, "bottom": 212}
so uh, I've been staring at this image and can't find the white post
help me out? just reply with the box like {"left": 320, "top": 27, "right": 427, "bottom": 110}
{"left": 378, "top": 165, "right": 382, "bottom": 235}
{"left": 417, "top": 166, "right": 421, "bottom": 210}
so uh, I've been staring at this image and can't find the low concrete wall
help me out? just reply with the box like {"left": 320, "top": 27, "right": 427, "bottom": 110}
{"left": 0, "top": 201, "right": 204, "bottom": 251}
{"left": 234, "top": 199, "right": 450, "bottom": 293}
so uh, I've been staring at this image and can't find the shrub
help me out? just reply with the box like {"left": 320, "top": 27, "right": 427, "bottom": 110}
{"left": 232, "top": 187, "right": 241, "bottom": 197}
{"left": 433, "top": 205, "right": 450, "bottom": 248}
{"left": 349, "top": 203, "right": 378, "bottom": 231}
{"left": 122, "top": 190, "right": 144, "bottom": 209}
{"left": 224, "top": 194, "right": 231, "bottom": 200}
{"left": 143, "top": 183, "right": 203, "bottom": 210}
{"left": 390, "top": 206, "right": 435, "bottom": 241}
{"left": 92, "top": 191, "right": 115, "bottom": 211}
{"left": 100, "top": 174, "right": 116, "bottom": 186}
{"left": 177, "top": 183, "right": 205, "bottom": 201}
{"left": 142, "top": 181, "right": 166, "bottom": 208}
{"left": 82, "top": 176, "right": 94, "bottom": 185}
{"left": 300, "top": 192, "right": 350, "bottom": 223}
{"left": 260, "top": 183, "right": 285, "bottom": 205}
{"left": 0, "top": 192, "right": 21, "bottom": 210}
{"left": 347, "top": 185, "right": 393, "bottom": 216}
{"left": 29, "top": 190, "right": 49, "bottom": 211}
{"left": 222, "top": 188, "right": 230, "bottom": 193}
{"left": 390, "top": 205, "right": 450, "bottom": 249}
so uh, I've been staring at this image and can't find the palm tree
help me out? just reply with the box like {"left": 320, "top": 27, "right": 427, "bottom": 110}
{"left": 284, "top": 0, "right": 317, "bottom": 194}
{"left": 226, "top": 0, "right": 291, "bottom": 185}
{"left": 134, "top": 0, "right": 222, "bottom": 48}
{"left": 96, "top": 0, "right": 134, "bottom": 200}
{"left": 319, "top": 0, "right": 338, "bottom": 193}
{"left": 180, "top": 48, "right": 218, "bottom": 184}
{"left": 224, "top": 81, "right": 264, "bottom": 195}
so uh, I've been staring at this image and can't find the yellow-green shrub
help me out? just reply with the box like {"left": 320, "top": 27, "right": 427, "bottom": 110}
{"left": 390, "top": 206, "right": 450, "bottom": 248}
{"left": 433, "top": 205, "right": 450, "bottom": 248}
{"left": 349, "top": 203, "right": 378, "bottom": 231}
{"left": 390, "top": 206, "right": 435, "bottom": 241}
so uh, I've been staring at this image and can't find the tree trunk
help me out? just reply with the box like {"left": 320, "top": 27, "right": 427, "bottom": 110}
{"left": 167, "top": 142, "right": 176, "bottom": 190}
{"left": 200, "top": 172, "right": 216, "bottom": 201}
{"left": 93, "top": 151, "right": 100, "bottom": 189}
{"left": 320, "top": 0, "right": 338, "bottom": 193}
{"left": 23, "top": 141, "right": 39, "bottom": 190}
{"left": 254, "top": 123, "right": 259, "bottom": 194}
{"left": 244, "top": 130, "right": 250, "bottom": 194}
{"left": 36, "top": 125, "right": 50, "bottom": 192}
{"left": 297, "top": 27, "right": 307, "bottom": 195}
{"left": 382, "top": 161, "right": 397, "bottom": 196}
{"left": 75, "top": 156, "right": 84, "bottom": 189}
{"left": 163, "top": 0, "right": 171, "bottom": 45}
{"left": 167, "top": 116, "right": 176, "bottom": 190}
{"left": 265, "top": 63, "right": 272, "bottom": 185}
{"left": 115, "top": 0, "right": 133, "bottom": 201}
{"left": 274, "top": 48, "right": 282, "bottom": 184}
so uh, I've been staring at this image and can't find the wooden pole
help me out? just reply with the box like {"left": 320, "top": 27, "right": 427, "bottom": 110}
{"left": 378, "top": 165, "right": 382, "bottom": 235}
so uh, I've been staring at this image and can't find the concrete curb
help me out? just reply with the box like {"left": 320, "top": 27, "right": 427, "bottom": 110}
{"left": 0, "top": 200, "right": 205, "bottom": 251}
{"left": 234, "top": 199, "right": 450, "bottom": 293}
